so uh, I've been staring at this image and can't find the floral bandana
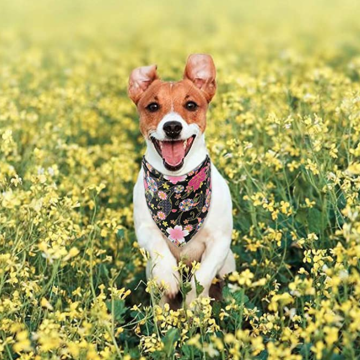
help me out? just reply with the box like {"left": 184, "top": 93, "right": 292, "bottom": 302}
{"left": 142, "top": 155, "right": 212, "bottom": 247}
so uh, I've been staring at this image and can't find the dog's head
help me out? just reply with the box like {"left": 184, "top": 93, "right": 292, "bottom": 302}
{"left": 128, "top": 54, "right": 216, "bottom": 172}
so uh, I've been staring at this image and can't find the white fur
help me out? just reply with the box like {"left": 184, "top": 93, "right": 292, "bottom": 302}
{"left": 134, "top": 111, "right": 235, "bottom": 305}
{"left": 146, "top": 112, "right": 208, "bottom": 175}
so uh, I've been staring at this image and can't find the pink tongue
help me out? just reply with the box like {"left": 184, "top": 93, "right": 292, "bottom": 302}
{"left": 161, "top": 141, "right": 185, "bottom": 166}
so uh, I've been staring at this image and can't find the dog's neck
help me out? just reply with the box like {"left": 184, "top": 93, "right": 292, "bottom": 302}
{"left": 144, "top": 134, "right": 208, "bottom": 176}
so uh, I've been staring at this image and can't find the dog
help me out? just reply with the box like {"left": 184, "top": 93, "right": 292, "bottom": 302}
{"left": 129, "top": 54, "right": 235, "bottom": 307}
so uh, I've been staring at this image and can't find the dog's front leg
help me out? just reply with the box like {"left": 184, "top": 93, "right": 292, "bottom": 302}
{"left": 137, "top": 224, "right": 180, "bottom": 301}
{"left": 185, "top": 236, "right": 230, "bottom": 306}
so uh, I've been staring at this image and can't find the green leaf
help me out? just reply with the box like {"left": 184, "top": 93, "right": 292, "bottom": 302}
{"left": 162, "top": 328, "right": 179, "bottom": 357}
{"left": 181, "top": 345, "right": 192, "bottom": 358}
{"left": 294, "top": 208, "right": 308, "bottom": 225}
{"left": 106, "top": 299, "right": 127, "bottom": 322}
{"left": 256, "top": 349, "right": 268, "bottom": 360}
{"left": 182, "top": 281, "right": 192, "bottom": 296}
{"left": 300, "top": 342, "right": 312, "bottom": 357}
{"left": 232, "top": 289, "right": 249, "bottom": 304}
{"left": 308, "top": 208, "right": 327, "bottom": 233}
{"left": 212, "top": 301, "right": 222, "bottom": 317}
{"left": 194, "top": 277, "right": 204, "bottom": 297}
{"left": 330, "top": 354, "right": 345, "bottom": 360}
{"left": 117, "top": 228, "right": 125, "bottom": 239}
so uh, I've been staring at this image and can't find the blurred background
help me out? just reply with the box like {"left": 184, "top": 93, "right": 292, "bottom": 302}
{"left": 1, "top": 0, "right": 360, "bottom": 73}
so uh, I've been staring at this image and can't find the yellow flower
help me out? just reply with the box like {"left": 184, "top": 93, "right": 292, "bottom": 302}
{"left": 229, "top": 269, "right": 254, "bottom": 287}
{"left": 13, "top": 329, "right": 32, "bottom": 353}
{"left": 311, "top": 341, "right": 325, "bottom": 360}
{"left": 40, "top": 297, "right": 53, "bottom": 311}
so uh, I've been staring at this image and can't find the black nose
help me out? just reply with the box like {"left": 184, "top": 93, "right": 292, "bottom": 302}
{"left": 163, "top": 121, "right": 182, "bottom": 139}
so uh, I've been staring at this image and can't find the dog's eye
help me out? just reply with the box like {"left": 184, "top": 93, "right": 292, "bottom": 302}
{"left": 146, "top": 102, "right": 160, "bottom": 112}
{"left": 185, "top": 101, "right": 198, "bottom": 111}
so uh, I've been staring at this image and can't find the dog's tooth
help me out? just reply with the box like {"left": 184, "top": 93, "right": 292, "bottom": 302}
{"left": 183, "top": 140, "right": 187, "bottom": 149}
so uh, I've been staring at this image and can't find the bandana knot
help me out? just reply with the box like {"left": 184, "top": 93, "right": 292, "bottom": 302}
{"left": 142, "top": 156, "right": 212, "bottom": 247}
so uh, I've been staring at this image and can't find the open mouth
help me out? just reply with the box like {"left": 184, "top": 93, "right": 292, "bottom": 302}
{"left": 151, "top": 135, "right": 196, "bottom": 171}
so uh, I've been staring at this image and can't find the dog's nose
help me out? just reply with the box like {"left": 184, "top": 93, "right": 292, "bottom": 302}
{"left": 163, "top": 121, "right": 182, "bottom": 139}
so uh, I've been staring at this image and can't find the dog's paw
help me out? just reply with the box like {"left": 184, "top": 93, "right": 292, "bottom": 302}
{"left": 152, "top": 261, "right": 180, "bottom": 299}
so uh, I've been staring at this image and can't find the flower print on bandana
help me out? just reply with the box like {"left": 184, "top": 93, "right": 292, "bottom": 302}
{"left": 142, "top": 155, "right": 212, "bottom": 247}
{"left": 188, "top": 167, "right": 207, "bottom": 190}
{"left": 158, "top": 191, "right": 167, "bottom": 200}
{"left": 196, "top": 218, "right": 205, "bottom": 231}
{"left": 174, "top": 185, "right": 184, "bottom": 194}
{"left": 179, "top": 199, "right": 195, "bottom": 211}
{"left": 146, "top": 176, "right": 158, "bottom": 193}
{"left": 166, "top": 225, "right": 189, "bottom": 246}
{"left": 164, "top": 174, "right": 187, "bottom": 184}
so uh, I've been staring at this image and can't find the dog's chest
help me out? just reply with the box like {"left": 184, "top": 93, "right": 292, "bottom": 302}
{"left": 167, "top": 226, "right": 209, "bottom": 264}
{"left": 134, "top": 157, "right": 233, "bottom": 267}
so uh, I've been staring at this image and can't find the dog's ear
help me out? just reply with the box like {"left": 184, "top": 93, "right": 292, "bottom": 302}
{"left": 128, "top": 65, "right": 159, "bottom": 104}
{"left": 183, "top": 54, "right": 216, "bottom": 102}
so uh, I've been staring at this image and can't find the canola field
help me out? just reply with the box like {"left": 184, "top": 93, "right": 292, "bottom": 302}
{"left": 1, "top": 0, "right": 360, "bottom": 359}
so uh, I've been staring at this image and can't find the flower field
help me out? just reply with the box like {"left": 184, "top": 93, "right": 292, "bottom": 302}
{"left": 1, "top": 0, "right": 360, "bottom": 359}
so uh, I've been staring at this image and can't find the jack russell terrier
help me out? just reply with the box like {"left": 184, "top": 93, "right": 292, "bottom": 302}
{"left": 129, "top": 54, "right": 235, "bottom": 307}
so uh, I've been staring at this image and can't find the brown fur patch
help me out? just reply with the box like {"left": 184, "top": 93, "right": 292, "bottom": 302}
{"left": 209, "top": 278, "right": 224, "bottom": 301}
{"left": 137, "top": 79, "right": 208, "bottom": 137}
